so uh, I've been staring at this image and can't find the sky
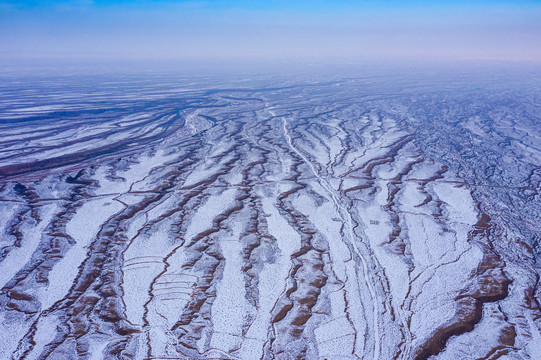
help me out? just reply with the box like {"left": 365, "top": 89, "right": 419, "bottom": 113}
{"left": 1, "top": 0, "right": 541, "bottom": 62}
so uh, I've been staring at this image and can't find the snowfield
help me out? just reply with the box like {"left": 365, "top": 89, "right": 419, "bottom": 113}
{"left": 0, "top": 67, "right": 540, "bottom": 359}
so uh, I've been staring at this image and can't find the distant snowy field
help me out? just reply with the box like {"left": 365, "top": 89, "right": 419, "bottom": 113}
{"left": 0, "top": 66, "right": 540, "bottom": 359}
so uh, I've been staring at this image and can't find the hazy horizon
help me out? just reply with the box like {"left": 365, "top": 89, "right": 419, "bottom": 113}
{"left": 1, "top": 0, "right": 541, "bottom": 64}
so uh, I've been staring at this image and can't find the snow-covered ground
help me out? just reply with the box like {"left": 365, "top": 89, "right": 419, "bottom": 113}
{"left": 1, "top": 69, "right": 540, "bottom": 359}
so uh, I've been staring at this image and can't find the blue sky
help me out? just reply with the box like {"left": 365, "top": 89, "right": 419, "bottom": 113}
{"left": 1, "top": 0, "right": 540, "bottom": 62}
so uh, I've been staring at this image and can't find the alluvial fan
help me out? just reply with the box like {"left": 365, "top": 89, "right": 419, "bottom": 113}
{"left": 0, "top": 67, "right": 540, "bottom": 360}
